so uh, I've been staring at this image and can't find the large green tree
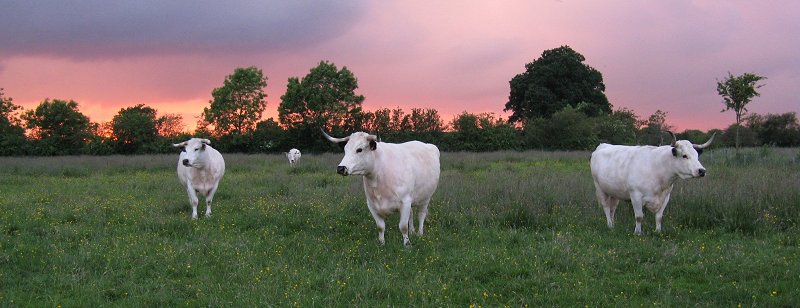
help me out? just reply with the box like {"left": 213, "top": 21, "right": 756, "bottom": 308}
{"left": 110, "top": 104, "right": 158, "bottom": 154}
{"left": 203, "top": 66, "right": 268, "bottom": 136}
{"left": 22, "top": 99, "right": 92, "bottom": 155}
{"left": 717, "top": 72, "right": 766, "bottom": 150}
{"left": 505, "top": 45, "right": 611, "bottom": 125}
{"left": 0, "top": 88, "right": 27, "bottom": 155}
{"left": 278, "top": 61, "right": 365, "bottom": 149}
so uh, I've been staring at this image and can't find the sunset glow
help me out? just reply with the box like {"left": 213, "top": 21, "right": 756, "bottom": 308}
{"left": 2, "top": 1, "right": 798, "bottom": 132}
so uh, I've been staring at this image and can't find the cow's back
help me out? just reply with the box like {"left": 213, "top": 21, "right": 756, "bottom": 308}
{"left": 377, "top": 141, "right": 440, "bottom": 202}
{"left": 591, "top": 143, "right": 668, "bottom": 199}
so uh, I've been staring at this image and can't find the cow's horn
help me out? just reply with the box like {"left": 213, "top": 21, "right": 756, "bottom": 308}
{"left": 321, "top": 129, "right": 349, "bottom": 143}
{"left": 694, "top": 132, "right": 716, "bottom": 149}
{"left": 666, "top": 131, "right": 677, "bottom": 146}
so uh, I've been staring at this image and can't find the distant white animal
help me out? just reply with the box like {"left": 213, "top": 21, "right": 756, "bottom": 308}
{"left": 323, "top": 130, "right": 440, "bottom": 247}
{"left": 285, "top": 148, "right": 301, "bottom": 167}
{"left": 590, "top": 132, "right": 715, "bottom": 234}
{"left": 173, "top": 138, "right": 226, "bottom": 219}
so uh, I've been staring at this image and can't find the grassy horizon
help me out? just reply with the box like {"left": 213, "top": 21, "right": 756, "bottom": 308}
{"left": 1, "top": 148, "right": 798, "bottom": 306}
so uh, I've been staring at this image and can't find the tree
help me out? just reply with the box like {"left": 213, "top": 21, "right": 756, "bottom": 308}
{"left": 505, "top": 45, "right": 611, "bottom": 125}
{"left": 748, "top": 112, "right": 800, "bottom": 147}
{"left": 408, "top": 108, "right": 444, "bottom": 134}
{"left": 594, "top": 108, "right": 639, "bottom": 145}
{"left": 525, "top": 106, "right": 597, "bottom": 150}
{"left": 448, "top": 112, "right": 520, "bottom": 151}
{"left": 717, "top": 72, "right": 766, "bottom": 150}
{"left": 203, "top": 66, "right": 268, "bottom": 136}
{"left": 22, "top": 99, "right": 92, "bottom": 155}
{"left": 278, "top": 61, "right": 365, "bottom": 150}
{"left": 638, "top": 110, "right": 673, "bottom": 145}
{"left": 110, "top": 104, "right": 158, "bottom": 154}
{"left": 156, "top": 113, "right": 185, "bottom": 138}
{"left": 0, "top": 88, "right": 27, "bottom": 155}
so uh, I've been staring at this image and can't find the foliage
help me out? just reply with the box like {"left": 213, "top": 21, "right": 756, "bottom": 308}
{"left": 278, "top": 61, "right": 365, "bottom": 151}
{"left": 446, "top": 112, "right": 520, "bottom": 151}
{"left": 359, "top": 107, "right": 444, "bottom": 144}
{"left": 746, "top": 112, "right": 800, "bottom": 147}
{"left": 637, "top": 110, "right": 674, "bottom": 145}
{"left": 717, "top": 72, "right": 767, "bottom": 149}
{"left": 110, "top": 104, "right": 159, "bottom": 154}
{"left": 0, "top": 88, "right": 27, "bottom": 155}
{"left": 593, "top": 107, "right": 639, "bottom": 145}
{"left": 525, "top": 105, "right": 598, "bottom": 150}
{"left": 22, "top": 98, "right": 92, "bottom": 155}
{"left": 505, "top": 45, "right": 611, "bottom": 125}
{"left": 156, "top": 113, "right": 185, "bottom": 138}
{"left": 203, "top": 66, "right": 268, "bottom": 136}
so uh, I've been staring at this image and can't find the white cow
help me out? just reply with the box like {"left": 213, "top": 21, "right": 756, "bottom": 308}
{"left": 285, "top": 148, "right": 301, "bottom": 167}
{"left": 173, "top": 138, "right": 226, "bottom": 219}
{"left": 590, "top": 132, "right": 714, "bottom": 234}
{"left": 323, "top": 130, "right": 441, "bottom": 247}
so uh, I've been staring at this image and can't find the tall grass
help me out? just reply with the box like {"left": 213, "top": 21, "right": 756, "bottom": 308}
{"left": 0, "top": 148, "right": 798, "bottom": 306}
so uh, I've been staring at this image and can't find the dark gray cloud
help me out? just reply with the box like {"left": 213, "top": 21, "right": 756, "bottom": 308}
{"left": 0, "top": 0, "right": 365, "bottom": 59}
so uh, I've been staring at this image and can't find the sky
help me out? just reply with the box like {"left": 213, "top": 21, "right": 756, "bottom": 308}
{"left": 1, "top": 0, "right": 798, "bottom": 132}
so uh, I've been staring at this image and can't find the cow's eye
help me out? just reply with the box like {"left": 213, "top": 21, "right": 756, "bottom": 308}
{"left": 356, "top": 148, "right": 363, "bottom": 153}
{"left": 194, "top": 148, "right": 200, "bottom": 152}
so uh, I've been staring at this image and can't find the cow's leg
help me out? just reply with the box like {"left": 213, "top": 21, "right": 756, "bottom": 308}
{"left": 594, "top": 186, "right": 618, "bottom": 228}
{"left": 408, "top": 206, "right": 416, "bottom": 235}
{"left": 186, "top": 185, "right": 199, "bottom": 220}
{"left": 205, "top": 185, "right": 219, "bottom": 218}
{"left": 366, "top": 199, "right": 386, "bottom": 245}
{"left": 417, "top": 199, "right": 430, "bottom": 236}
{"left": 399, "top": 198, "right": 413, "bottom": 247}
{"left": 655, "top": 192, "right": 672, "bottom": 232}
{"left": 631, "top": 193, "right": 645, "bottom": 235}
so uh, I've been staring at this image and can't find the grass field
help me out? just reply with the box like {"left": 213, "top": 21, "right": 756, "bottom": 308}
{"left": 1, "top": 148, "right": 799, "bottom": 306}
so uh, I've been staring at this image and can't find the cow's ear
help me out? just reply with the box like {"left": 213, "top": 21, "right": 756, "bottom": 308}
{"left": 671, "top": 147, "right": 678, "bottom": 157}
{"left": 337, "top": 141, "right": 347, "bottom": 149}
{"left": 369, "top": 140, "right": 377, "bottom": 151}
{"left": 695, "top": 147, "right": 704, "bottom": 156}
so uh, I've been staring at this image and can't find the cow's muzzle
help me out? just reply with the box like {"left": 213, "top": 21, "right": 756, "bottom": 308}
{"left": 182, "top": 159, "right": 191, "bottom": 167}
{"left": 698, "top": 168, "right": 706, "bottom": 177}
{"left": 337, "top": 166, "right": 349, "bottom": 176}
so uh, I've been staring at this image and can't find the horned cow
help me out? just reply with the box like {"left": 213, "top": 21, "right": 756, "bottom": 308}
{"left": 173, "top": 138, "right": 226, "bottom": 220}
{"left": 323, "top": 130, "right": 441, "bottom": 247}
{"left": 590, "top": 132, "right": 715, "bottom": 234}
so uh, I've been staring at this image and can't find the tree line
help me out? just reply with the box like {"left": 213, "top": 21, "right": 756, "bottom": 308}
{"left": 1, "top": 46, "right": 796, "bottom": 156}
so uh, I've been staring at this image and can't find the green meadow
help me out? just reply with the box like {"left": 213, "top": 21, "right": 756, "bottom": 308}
{"left": 1, "top": 148, "right": 798, "bottom": 306}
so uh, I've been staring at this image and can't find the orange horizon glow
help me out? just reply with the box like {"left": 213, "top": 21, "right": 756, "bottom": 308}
{"left": 2, "top": 2, "right": 798, "bottom": 134}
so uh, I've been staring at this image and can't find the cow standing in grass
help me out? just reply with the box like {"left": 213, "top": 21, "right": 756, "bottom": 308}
{"left": 285, "top": 148, "right": 301, "bottom": 167}
{"left": 590, "top": 132, "right": 715, "bottom": 234}
{"left": 323, "top": 130, "right": 441, "bottom": 247}
{"left": 173, "top": 138, "right": 226, "bottom": 219}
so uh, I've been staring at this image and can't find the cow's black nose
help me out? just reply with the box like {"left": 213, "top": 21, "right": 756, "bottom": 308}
{"left": 337, "top": 166, "right": 347, "bottom": 175}
{"left": 182, "top": 159, "right": 190, "bottom": 166}
{"left": 698, "top": 169, "right": 706, "bottom": 177}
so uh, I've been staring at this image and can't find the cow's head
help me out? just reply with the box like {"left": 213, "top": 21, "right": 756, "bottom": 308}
{"left": 667, "top": 131, "right": 715, "bottom": 179}
{"left": 322, "top": 130, "right": 378, "bottom": 176}
{"left": 286, "top": 149, "right": 300, "bottom": 163}
{"left": 173, "top": 138, "right": 212, "bottom": 168}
